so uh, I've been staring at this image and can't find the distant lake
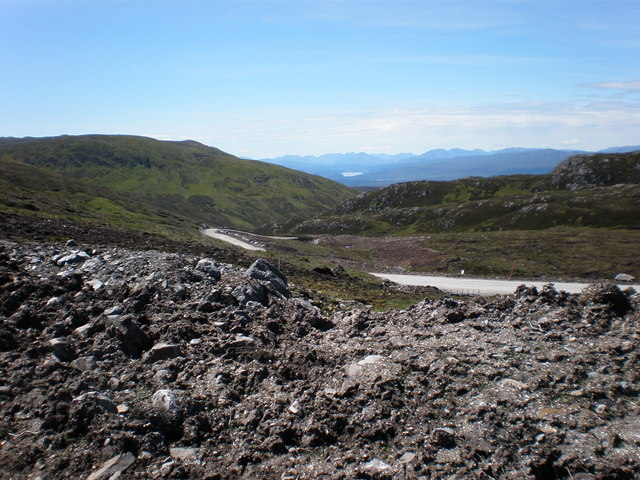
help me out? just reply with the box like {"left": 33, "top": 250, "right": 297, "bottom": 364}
{"left": 341, "top": 171, "right": 364, "bottom": 177}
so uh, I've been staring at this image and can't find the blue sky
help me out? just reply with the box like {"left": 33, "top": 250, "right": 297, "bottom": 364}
{"left": 1, "top": 0, "right": 639, "bottom": 157}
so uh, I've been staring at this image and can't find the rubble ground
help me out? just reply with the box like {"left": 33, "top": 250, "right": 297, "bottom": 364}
{"left": 0, "top": 238, "right": 639, "bottom": 479}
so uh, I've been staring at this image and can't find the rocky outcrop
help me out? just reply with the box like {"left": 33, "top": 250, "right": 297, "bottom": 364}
{"left": 550, "top": 151, "right": 640, "bottom": 189}
{"left": 0, "top": 239, "right": 638, "bottom": 479}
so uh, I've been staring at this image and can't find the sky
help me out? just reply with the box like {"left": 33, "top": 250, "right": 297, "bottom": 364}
{"left": 1, "top": 0, "right": 639, "bottom": 158}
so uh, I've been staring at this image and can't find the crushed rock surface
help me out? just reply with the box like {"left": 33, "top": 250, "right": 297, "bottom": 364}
{"left": 0, "top": 240, "right": 639, "bottom": 479}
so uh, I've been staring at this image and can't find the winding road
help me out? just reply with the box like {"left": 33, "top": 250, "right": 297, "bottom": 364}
{"left": 202, "top": 228, "right": 266, "bottom": 251}
{"left": 201, "top": 228, "right": 298, "bottom": 251}
{"left": 370, "top": 272, "right": 640, "bottom": 296}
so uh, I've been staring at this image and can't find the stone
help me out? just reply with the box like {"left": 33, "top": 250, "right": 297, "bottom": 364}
{"left": 614, "top": 273, "right": 635, "bottom": 282}
{"left": 288, "top": 400, "right": 301, "bottom": 415}
{"left": 87, "top": 279, "right": 104, "bottom": 291}
{"left": 71, "top": 355, "right": 98, "bottom": 371}
{"left": 73, "top": 391, "right": 117, "bottom": 414}
{"left": 398, "top": 452, "right": 417, "bottom": 464}
{"left": 359, "top": 458, "right": 396, "bottom": 479}
{"left": 229, "top": 335, "right": 256, "bottom": 348}
{"left": 499, "top": 378, "right": 529, "bottom": 390}
{"left": 346, "top": 355, "right": 401, "bottom": 382}
{"left": 74, "top": 323, "right": 94, "bottom": 338}
{"left": 153, "top": 369, "right": 175, "bottom": 384}
{"left": 49, "top": 338, "right": 77, "bottom": 362}
{"left": 152, "top": 389, "right": 179, "bottom": 411}
{"left": 86, "top": 452, "right": 136, "bottom": 480}
{"left": 46, "top": 297, "right": 62, "bottom": 307}
{"left": 170, "top": 447, "right": 200, "bottom": 461}
{"left": 104, "top": 305, "right": 123, "bottom": 316}
{"left": 195, "top": 258, "right": 221, "bottom": 282}
{"left": 246, "top": 259, "right": 289, "bottom": 297}
{"left": 105, "top": 315, "right": 152, "bottom": 358}
{"left": 431, "top": 427, "right": 457, "bottom": 448}
{"left": 232, "top": 284, "right": 266, "bottom": 305}
{"left": 143, "top": 343, "right": 181, "bottom": 363}
{"left": 55, "top": 251, "right": 90, "bottom": 266}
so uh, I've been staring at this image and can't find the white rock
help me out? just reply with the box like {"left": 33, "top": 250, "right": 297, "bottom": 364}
{"left": 359, "top": 458, "right": 396, "bottom": 478}
{"left": 170, "top": 447, "right": 200, "bottom": 461}
{"left": 288, "top": 400, "right": 301, "bottom": 415}
{"left": 614, "top": 273, "right": 636, "bottom": 282}
{"left": 86, "top": 452, "right": 135, "bottom": 480}
{"left": 152, "top": 389, "right": 179, "bottom": 411}
{"left": 87, "top": 279, "right": 104, "bottom": 291}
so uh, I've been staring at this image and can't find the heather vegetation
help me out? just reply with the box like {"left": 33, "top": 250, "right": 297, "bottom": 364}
{"left": 0, "top": 135, "right": 354, "bottom": 234}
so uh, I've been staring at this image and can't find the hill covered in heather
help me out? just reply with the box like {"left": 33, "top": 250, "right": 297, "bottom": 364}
{"left": 0, "top": 135, "right": 355, "bottom": 235}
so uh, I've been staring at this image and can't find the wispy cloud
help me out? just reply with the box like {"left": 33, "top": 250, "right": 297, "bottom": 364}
{"left": 582, "top": 80, "right": 640, "bottom": 91}
{"left": 187, "top": 97, "right": 640, "bottom": 157}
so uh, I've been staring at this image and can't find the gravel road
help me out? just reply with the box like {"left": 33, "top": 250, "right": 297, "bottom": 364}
{"left": 371, "top": 272, "right": 640, "bottom": 295}
{"left": 202, "top": 228, "right": 266, "bottom": 251}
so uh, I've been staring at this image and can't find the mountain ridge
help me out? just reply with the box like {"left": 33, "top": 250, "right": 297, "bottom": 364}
{"left": 0, "top": 134, "right": 355, "bottom": 235}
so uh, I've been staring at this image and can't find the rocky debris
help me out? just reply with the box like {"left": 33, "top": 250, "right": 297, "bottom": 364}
{"left": 0, "top": 239, "right": 639, "bottom": 479}
{"left": 579, "top": 282, "right": 631, "bottom": 316}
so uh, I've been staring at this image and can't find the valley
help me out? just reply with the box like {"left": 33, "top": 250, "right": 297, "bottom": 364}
{"left": 1, "top": 135, "right": 639, "bottom": 479}
{"left": 1, "top": 136, "right": 639, "bottom": 293}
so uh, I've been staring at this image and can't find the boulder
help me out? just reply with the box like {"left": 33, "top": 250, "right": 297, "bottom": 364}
{"left": 232, "top": 284, "right": 266, "bottom": 305}
{"left": 246, "top": 259, "right": 289, "bottom": 298}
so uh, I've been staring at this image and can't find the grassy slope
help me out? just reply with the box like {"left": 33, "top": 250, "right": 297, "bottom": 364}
{"left": 421, "top": 228, "right": 640, "bottom": 280}
{"left": 0, "top": 135, "right": 355, "bottom": 233}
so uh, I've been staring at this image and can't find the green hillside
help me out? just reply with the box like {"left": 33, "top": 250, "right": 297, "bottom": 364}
{"left": 291, "top": 151, "right": 640, "bottom": 235}
{"left": 0, "top": 135, "right": 355, "bottom": 233}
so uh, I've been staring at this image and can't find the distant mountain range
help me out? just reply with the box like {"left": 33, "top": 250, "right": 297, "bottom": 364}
{"left": 260, "top": 146, "right": 640, "bottom": 186}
